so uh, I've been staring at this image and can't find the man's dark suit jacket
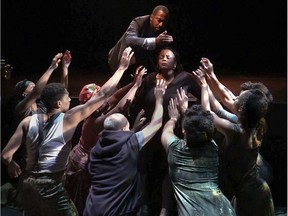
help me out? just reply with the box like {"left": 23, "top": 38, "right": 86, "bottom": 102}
{"left": 108, "top": 15, "right": 165, "bottom": 73}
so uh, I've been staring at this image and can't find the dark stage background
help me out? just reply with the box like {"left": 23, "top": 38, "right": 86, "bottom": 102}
{"left": 1, "top": 0, "right": 287, "bottom": 211}
{"left": 1, "top": 0, "right": 287, "bottom": 76}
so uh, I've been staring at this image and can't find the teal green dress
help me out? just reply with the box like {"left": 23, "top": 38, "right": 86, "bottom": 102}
{"left": 167, "top": 136, "right": 236, "bottom": 216}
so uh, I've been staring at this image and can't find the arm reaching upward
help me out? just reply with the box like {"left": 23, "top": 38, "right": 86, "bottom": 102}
{"left": 141, "top": 79, "right": 166, "bottom": 145}
{"left": 161, "top": 98, "right": 180, "bottom": 152}
{"left": 92, "top": 65, "right": 147, "bottom": 135}
{"left": 192, "top": 68, "right": 235, "bottom": 144}
{"left": 200, "top": 57, "right": 237, "bottom": 113}
{"left": 176, "top": 87, "right": 188, "bottom": 115}
{"left": 15, "top": 53, "right": 62, "bottom": 115}
{"left": 61, "top": 50, "right": 71, "bottom": 89}
{"left": 63, "top": 47, "right": 134, "bottom": 135}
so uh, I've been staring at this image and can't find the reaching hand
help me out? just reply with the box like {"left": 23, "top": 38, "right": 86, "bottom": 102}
{"left": 192, "top": 68, "right": 207, "bottom": 87}
{"left": 200, "top": 57, "right": 214, "bottom": 77}
{"left": 62, "top": 50, "right": 72, "bottom": 68}
{"left": 131, "top": 109, "right": 147, "bottom": 132}
{"left": 119, "top": 46, "right": 134, "bottom": 70}
{"left": 134, "top": 65, "right": 147, "bottom": 87}
{"left": 50, "top": 53, "right": 63, "bottom": 70}
{"left": 168, "top": 98, "right": 180, "bottom": 121}
{"left": 156, "top": 31, "right": 173, "bottom": 46}
{"left": 154, "top": 79, "right": 167, "bottom": 102}
{"left": 176, "top": 87, "right": 188, "bottom": 114}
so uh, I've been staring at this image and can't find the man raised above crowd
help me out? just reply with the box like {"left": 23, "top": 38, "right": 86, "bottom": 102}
{"left": 108, "top": 5, "right": 173, "bottom": 86}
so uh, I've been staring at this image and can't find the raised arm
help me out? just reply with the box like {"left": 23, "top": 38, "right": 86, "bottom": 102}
{"left": 200, "top": 57, "right": 237, "bottom": 113}
{"left": 100, "top": 47, "right": 134, "bottom": 96}
{"left": 176, "top": 87, "right": 188, "bottom": 115}
{"left": 161, "top": 98, "right": 180, "bottom": 152}
{"left": 141, "top": 79, "right": 166, "bottom": 145}
{"left": 192, "top": 69, "right": 235, "bottom": 142}
{"left": 106, "top": 64, "right": 145, "bottom": 109}
{"left": 63, "top": 47, "right": 134, "bottom": 132}
{"left": 92, "top": 65, "right": 147, "bottom": 134}
{"left": 15, "top": 53, "right": 63, "bottom": 115}
{"left": 61, "top": 50, "right": 71, "bottom": 89}
{"left": 192, "top": 69, "right": 211, "bottom": 112}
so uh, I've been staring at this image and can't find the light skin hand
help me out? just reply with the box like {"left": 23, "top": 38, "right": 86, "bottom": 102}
{"left": 168, "top": 98, "right": 180, "bottom": 121}
{"left": 192, "top": 68, "right": 207, "bottom": 86}
{"left": 200, "top": 57, "right": 214, "bottom": 78}
{"left": 176, "top": 87, "right": 188, "bottom": 114}
{"left": 154, "top": 79, "right": 167, "bottom": 102}
{"left": 119, "top": 46, "right": 134, "bottom": 70}
{"left": 134, "top": 65, "right": 147, "bottom": 87}
{"left": 62, "top": 50, "right": 72, "bottom": 68}
{"left": 50, "top": 53, "right": 63, "bottom": 70}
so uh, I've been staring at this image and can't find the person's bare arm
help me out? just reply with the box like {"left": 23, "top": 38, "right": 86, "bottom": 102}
{"left": 200, "top": 57, "right": 237, "bottom": 113}
{"left": 92, "top": 65, "right": 147, "bottom": 135}
{"left": 176, "top": 87, "right": 188, "bottom": 115}
{"left": 161, "top": 98, "right": 180, "bottom": 152}
{"left": 141, "top": 79, "right": 166, "bottom": 145}
{"left": 1, "top": 116, "right": 30, "bottom": 178}
{"left": 15, "top": 53, "right": 63, "bottom": 114}
{"left": 61, "top": 50, "right": 71, "bottom": 89}
{"left": 106, "top": 65, "right": 144, "bottom": 109}
{"left": 63, "top": 47, "right": 134, "bottom": 137}
{"left": 192, "top": 69, "right": 234, "bottom": 143}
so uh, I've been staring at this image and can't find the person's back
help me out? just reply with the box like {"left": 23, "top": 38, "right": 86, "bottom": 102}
{"left": 162, "top": 104, "right": 236, "bottom": 216}
{"left": 84, "top": 80, "right": 166, "bottom": 216}
{"left": 209, "top": 89, "right": 275, "bottom": 215}
{"left": 65, "top": 66, "right": 146, "bottom": 215}
{"left": 85, "top": 128, "right": 142, "bottom": 216}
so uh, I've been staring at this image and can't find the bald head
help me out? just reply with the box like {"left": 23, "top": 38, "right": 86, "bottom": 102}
{"left": 103, "top": 113, "right": 130, "bottom": 131}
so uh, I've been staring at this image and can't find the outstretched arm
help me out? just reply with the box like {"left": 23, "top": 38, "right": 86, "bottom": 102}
{"left": 141, "top": 79, "right": 166, "bottom": 145}
{"left": 200, "top": 57, "right": 237, "bottom": 113}
{"left": 161, "top": 98, "right": 180, "bottom": 152}
{"left": 192, "top": 69, "right": 235, "bottom": 142}
{"left": 176, "top": 87, "right": 188, "bottom": 115}
{"left": 15, "top": 53, "right": 62, "bottom": 115}
{"left": 92, "top": 65, "right": 147, "bottom": 134}
{"left": 61, "top": 50, "right": 71, "bottom": 89}
{"left": 63, "top": 47, "right": 134, "bottom": 135}
{"left": 106, "top": 64, "right": 144, "bottom": 109}
{"left": 126, "top": 17, "right": 173, "bottom": 50}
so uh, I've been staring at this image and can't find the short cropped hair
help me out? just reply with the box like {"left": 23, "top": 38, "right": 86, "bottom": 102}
{"left": 182, "top": 105, "right": 214, "bottom": 147}
{"left": 41, "top": 83, "right": 67, "bottom": 111}
{"left": 152, "top": 5, "right": 169, "bottom": 17}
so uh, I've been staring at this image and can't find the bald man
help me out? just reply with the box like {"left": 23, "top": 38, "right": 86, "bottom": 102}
{"left": 83, "top": 80, "right": 166, "bottom": 216}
